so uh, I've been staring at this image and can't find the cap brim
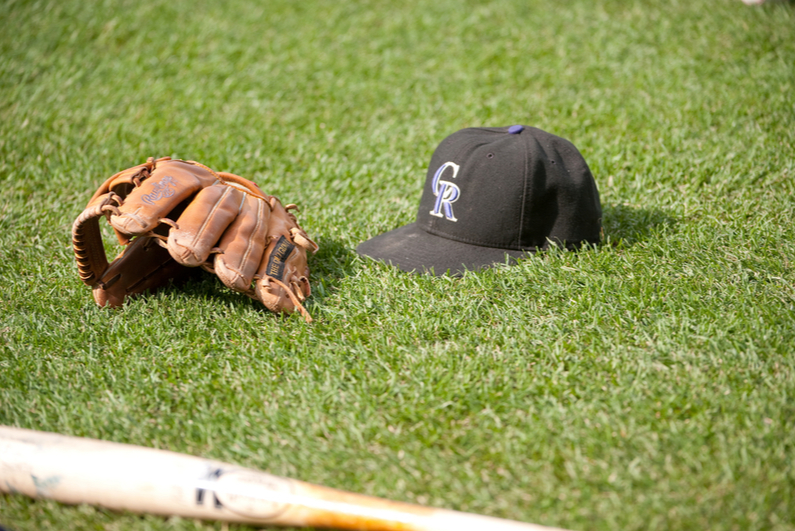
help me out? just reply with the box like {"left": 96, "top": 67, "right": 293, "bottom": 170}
{"left": 356, "top": 223, "right": 530, "bottom": 276}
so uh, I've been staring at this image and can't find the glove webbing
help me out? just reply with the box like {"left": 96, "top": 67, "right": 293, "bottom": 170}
{"left": 72, "top": 195, "right": 123, "bottom": 285}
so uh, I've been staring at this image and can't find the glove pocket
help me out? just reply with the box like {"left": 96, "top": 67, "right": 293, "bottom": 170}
{"left": 92, "top": 236, "right": 191, "bottom": 308}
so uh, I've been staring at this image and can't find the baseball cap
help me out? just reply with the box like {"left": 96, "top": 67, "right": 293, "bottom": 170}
{"left": 356, "top": 125, "right": 602, "bottom": 275}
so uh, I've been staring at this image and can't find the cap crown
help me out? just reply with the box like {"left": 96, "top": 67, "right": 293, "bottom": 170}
{"left": 416, "top": 126, "right": 601, "bottom": 251}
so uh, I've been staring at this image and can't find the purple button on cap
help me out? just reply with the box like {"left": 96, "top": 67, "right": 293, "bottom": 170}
{"left": 508, "top": 125, "right": 524, "bottom": 134}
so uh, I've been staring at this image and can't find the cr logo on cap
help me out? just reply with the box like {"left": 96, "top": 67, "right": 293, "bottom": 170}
{"left": 430, "top": 161, "right": 461, "bottom": 222}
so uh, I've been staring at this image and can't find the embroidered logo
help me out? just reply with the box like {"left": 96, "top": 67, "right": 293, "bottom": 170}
{"left": 429, "top": 161, "right": 461, "bottom": 221}
{"left": 141, "top": 176, "right": 177, "bottom": 205}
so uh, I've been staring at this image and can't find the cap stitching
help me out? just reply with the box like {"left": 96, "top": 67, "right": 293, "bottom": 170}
{"left": 517, "top": 134, "right": 529, "bottom": 248}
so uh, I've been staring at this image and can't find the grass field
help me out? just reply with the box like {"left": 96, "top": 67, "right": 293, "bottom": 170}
{"left": 1, "top": 0, "right": 794, "bottom": 530}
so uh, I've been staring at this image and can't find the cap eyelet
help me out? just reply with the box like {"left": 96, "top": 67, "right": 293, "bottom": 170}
{"left": 487, "top": 153, "right": 494, "bottom": 159}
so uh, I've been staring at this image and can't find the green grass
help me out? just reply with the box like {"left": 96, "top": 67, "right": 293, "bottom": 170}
{"left": 1, "top": 0, "right": 794, "bottom": 530}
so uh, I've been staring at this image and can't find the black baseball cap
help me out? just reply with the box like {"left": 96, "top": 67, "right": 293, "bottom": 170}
{"left": 357, "top": 125, "right": 602, "bottom": 275}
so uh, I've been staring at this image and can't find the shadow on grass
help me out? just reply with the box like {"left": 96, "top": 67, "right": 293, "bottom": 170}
{"left": 166, "top": 269, "right": 248, "bottom": 306}
{"left": 601, "top": 203, "right": 677, "bottom": 246}
{"left": 162, "top": 235, "right": 359, "bottom": 313}
{"left": 118, "top": 208, "right": 664, "bottom": 311}
{"left": 306, "top": 235, "right": 360, "bottom": 304}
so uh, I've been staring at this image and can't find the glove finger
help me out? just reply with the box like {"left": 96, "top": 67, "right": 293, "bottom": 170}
{"left": 168, "top": 183, "right": 245, "bottom": 267}
{"left": 110, "top": 160, "right": 218, "bottom": 235}
{"left": 254, "top": 235, "right": 311, "bottom": 315}
{"left": 250, "top": 198, "right": 315, "bottom": 316}
{"left": 214, "top": 194, "right": 271, "bottom": 293}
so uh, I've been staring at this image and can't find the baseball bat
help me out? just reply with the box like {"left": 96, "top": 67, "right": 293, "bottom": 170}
{"left": 0, "top": 427, "right": 569, "bottom": 531}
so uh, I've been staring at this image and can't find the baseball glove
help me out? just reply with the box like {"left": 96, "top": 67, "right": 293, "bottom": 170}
{"left": 72, "top": 157, "right": 319, "bottom": 321}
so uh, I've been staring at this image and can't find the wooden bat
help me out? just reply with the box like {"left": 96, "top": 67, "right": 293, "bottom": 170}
{"left": 0, "top": 426, "right": 569, "bottom": 531}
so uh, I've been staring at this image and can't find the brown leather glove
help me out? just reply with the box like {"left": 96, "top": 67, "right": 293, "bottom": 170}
{"left": 72, "top": 157, "right": 318, "bottom": 321}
